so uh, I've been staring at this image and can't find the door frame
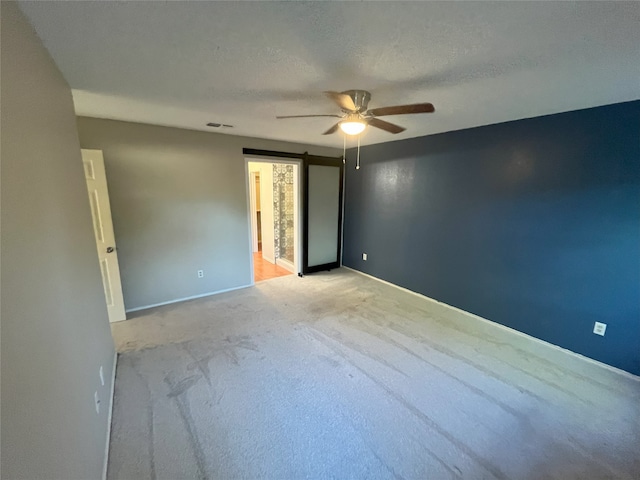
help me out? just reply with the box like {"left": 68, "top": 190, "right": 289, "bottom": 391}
{"left": 244, "top": 151, "right": 303, "bottom": 283}
{"left": 249, "top": 171, "right": 259, "bottom": 252}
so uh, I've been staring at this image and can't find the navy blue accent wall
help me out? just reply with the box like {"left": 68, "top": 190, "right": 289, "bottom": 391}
{"left": 343, "top": 101, "right": 640, "bottom": 375}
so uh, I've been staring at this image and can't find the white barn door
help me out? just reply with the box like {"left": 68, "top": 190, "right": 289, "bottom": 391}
{"left": 81, "top": 149, "right": 126, "bottom": 322}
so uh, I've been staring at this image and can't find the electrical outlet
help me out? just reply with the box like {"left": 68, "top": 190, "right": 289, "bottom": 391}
{"left": 362, "top": 253, "right": 368, "bottom": 261}
{"left": 94, "top": 391, "right": 101, "bottom": 414}
{"left": 197, "top": 270, "right": 204, "bottom": 278}
{"left": 593, "top": 322, "right": 607, "bottom": 336}
{"left": 99, "top": 366, "right": 105, "bottom": 386}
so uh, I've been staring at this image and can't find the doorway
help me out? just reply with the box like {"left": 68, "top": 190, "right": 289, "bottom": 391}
{"left": 247, "top": 159, "right": 300, "bottom": 282}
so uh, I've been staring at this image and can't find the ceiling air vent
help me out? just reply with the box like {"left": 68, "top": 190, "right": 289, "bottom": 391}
{"left": 206, "top": 122, "right": 233, "bottom": 128}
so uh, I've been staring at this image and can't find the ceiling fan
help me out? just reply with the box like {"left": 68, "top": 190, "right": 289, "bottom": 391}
{"left": 276, "top": 90, "right": 435, "bottom": 135}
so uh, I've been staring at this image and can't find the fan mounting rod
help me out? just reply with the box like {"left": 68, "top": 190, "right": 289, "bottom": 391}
{"left": 342, "top": 90, "right": 371, "bottom": 113}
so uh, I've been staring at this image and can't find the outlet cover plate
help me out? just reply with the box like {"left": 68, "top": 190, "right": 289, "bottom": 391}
{"left": 593, "top": 322, "right": 607, "bottom": 336}
{"left": 362, "top": 253, "right": 367, "bottom": 261}
{"left": 197, "top": 270, "right": 204, "bottom": 278}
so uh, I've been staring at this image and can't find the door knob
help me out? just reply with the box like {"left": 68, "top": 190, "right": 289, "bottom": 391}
{"left": 106, "top": 246, "right": 115, "bottom": 253}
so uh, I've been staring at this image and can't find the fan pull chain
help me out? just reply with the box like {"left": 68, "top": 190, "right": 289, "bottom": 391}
{"left": 356, "top": 135, "right": 361, "bottom": 170}
{"left": 342, "top": 134, "right": 346, "bottom": 165}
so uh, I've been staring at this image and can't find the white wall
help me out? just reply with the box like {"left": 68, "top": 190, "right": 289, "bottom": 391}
{"left": 1, "top": 3, "right": 116, "bottom": 478}
{"left": 249, "top": 171, "right": 260, "bottom": 252}
{"left": 77, "top": 117, "right": 340, "bottom": 311}
{"left": 248, "top": 162, "right": 275, "bottom": 263}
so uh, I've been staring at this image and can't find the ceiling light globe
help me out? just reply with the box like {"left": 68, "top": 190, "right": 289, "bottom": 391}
{"left": 340, "top": 121, "right": 366, "bottom": 135}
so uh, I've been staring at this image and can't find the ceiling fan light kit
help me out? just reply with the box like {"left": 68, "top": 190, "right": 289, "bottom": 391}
{"left": 276, "top": 89, "right": 435, "bottom": 169}
{"left": 276, "top": 89, "right": 435, "bottom": 136}
{"left": 340, "top": 114, "right": 367, "bottom": 135}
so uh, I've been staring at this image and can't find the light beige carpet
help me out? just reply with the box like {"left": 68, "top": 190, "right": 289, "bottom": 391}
{"left": 109, "top": 268, "right": 640, "bottom": 479}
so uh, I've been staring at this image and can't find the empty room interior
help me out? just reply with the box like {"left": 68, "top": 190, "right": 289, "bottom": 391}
{"left": 2, "top": 2, "right": 640, "bottom": 479}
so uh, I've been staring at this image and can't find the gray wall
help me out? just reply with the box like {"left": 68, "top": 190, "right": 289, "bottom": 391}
{"left": 1, "top": 3, "right": 116, "bottom": 479}
{"left": 76, "top": 117, "right": 340, "bottom": 311}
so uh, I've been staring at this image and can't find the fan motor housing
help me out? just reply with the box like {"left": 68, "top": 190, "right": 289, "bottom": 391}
{"left": 342, "top": 90, "right": 371, "bottom": 113}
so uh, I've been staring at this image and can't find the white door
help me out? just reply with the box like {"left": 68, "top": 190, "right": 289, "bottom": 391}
{"left": 82, "top": 149, "right": 126, "bottom": 322}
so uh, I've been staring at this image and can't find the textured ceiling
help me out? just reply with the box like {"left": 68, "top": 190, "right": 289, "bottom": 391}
{"left": 18, "top": 1, "right": 640, "bottom": 147}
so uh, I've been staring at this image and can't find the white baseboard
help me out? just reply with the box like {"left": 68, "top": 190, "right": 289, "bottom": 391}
{"left": 276, "top": 257, "right": 295, "bottom": 273}
{"left": 262, "top": 254, "right": 275, "bottom": 264}
{"left": 125, "top": 284, "right": 252, "bottom": 313}
{"left": 103, "top": 351, "right": 118, "bottom": 480}
{"left": 343, "top": 267, "right": 639, "bottom": 382}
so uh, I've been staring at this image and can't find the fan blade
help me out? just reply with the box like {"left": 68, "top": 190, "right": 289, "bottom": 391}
{"left": 276, "top": 114, "right": 342, "bottom": 119}
{"left": 368, "top": 118, "right": 405, "bottom": 134}
{"left": 368, "top": 103, "right": 435, "bottom": 117}
{"left": 324, "top": 91, "right": 357, "bottom": 111}
{"left": 322, "top": 122, "right": 341, "bottom": 135}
